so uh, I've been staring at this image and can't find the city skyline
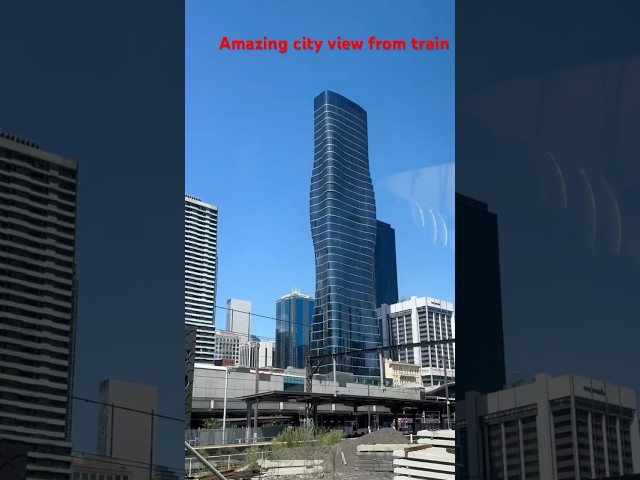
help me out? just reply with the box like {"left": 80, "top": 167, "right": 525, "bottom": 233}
{"left": 185, "top": 0, "right": 455, "bottom": 340}
{"left": 2, "top": 2, "right": 639, "bottom": 479}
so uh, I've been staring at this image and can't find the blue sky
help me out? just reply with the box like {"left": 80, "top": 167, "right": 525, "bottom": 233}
{"left": 186, "top": 0, "right": 455, "bottom": 340}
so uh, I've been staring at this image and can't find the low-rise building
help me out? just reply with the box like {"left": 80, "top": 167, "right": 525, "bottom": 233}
{"left": 71, "top": 453, "right": 134, "bottom": 480}
{"left": 384, "top": 359, "right": 422, "bottom": 388}
{"left": 458, "top": 373, "right": 640, "bottom": 480}
{"left": 239, "top": 341, "right": 275, "bottom": 368}
{"left": 214, "top": 330, "right": 240, "bottom": 365}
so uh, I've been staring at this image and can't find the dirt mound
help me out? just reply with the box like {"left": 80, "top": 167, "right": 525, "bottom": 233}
{"left": 258, "top": 429, "right": 406, "bottom": 480}
{"left": 331, "top": 428, "right": 407, "bottom": 479}
{"left": 352, "top": 428, "right": 409, "bottom": 446}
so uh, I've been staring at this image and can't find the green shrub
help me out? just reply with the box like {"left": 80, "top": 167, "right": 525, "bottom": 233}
{"left": 321, "top": 429, "right": 344, "bottom": 447}
{"left": 245, "top": 446, "right": 272, "bottom": 469}
{"left": 201, "top": 418, "right": 219, "bottom": 429}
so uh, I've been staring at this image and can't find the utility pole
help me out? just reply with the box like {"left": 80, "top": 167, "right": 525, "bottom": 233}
{"left": 149, "top": 409, "right": 155, "bottom": 480}
{"left": 444, "top": 362, "right": 450, "bottom": 429}
{"left": 109, "top": 403, "right": 115, "bottom": 457}
{"left": 253, "top": 341, "right": 259, "bottom": 440}
{"left": 378, "top": 347, "right": 385, "bottom": 387}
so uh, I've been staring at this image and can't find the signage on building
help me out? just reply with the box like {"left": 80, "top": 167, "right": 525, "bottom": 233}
{"left": 583, "top": 385, "right": 606, "bottom": 396}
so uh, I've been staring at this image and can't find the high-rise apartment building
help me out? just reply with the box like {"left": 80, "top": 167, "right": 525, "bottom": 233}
{"left": 185, "top": 194, "right": 218, "bottom": 363}
{"left": 458, "top": 374, "right": 640, "bottom": 480}
{"left": 275, "top": 291, "right": 314, "bottom": 369}
{"left": 374, "top": 220, "right": 399, "bottom": 308}
{"left": 225, "top": 298, "right": 251, "bottom": 342}
{"left": 310, "top": 91, "right": 381, "bottom": 379}
{"left": 378, "top": 296, "right": 455, "bottom": 387}
{"left": 455, "top": 193, "right": 506, "bottom": 400}
{"left": 0, "top": 132, "right": 78, "bottom": 479}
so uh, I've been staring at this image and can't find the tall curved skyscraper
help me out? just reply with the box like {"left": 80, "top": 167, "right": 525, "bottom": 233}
{"left": 310, "top": 91, "right": 381, "bottom": 379}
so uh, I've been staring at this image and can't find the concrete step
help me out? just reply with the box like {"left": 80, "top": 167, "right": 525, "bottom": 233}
{"left": 393, "top": 457, "right": 455, "bottom": 472}
{"left": 393, "top": 466, "right": 453, "bottom": 480}
{"left": 357, "top": 444, "right": 411, "bottom": 452}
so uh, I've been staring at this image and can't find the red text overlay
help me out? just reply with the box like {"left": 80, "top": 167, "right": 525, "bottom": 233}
{"left": 218, "top": 36, "right": 450, "bottom": 54}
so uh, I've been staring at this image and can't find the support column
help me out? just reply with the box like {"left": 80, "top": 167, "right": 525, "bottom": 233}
{"left": 412, "top": 411, "right": 417, "bottom": 434}
{"left": 305, "top": 355, "right": 312, "bottom": 393}
{"left": 245, "top": 402, "right": 252, "bottom": 442}
{"left": 333, "top": 355, "right": 337, "bottom": 395}
{"left": 304, "top": 401, "right": 311, "bottom": 427}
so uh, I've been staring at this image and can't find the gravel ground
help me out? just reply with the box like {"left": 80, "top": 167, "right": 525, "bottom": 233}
{"left": 262, "top": 428, "right": 408, "bottom": 480}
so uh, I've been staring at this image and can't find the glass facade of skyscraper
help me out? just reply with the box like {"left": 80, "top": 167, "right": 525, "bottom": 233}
{"left": 310, "top": 90, "right": 381, "bottom": 379}
{"left": 374, "top": 220, "right": 399, "bottom": 308}
{"left": 275, "top": 292, "right": 314, "bottom": 369}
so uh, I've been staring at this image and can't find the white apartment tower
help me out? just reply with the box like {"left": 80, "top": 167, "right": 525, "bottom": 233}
{"left": 0, "top": 132, "right": 78, "bottom": 479}
{"left": 378, "top": 296, "right": 455, "bottom": 388}
{"left": 185, "top": 195, "right": 218, "bottom": 363}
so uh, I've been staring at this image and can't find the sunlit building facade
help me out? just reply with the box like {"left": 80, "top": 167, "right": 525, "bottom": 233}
{"left": 185, "top": 195, "right": 218, "bottom": 363}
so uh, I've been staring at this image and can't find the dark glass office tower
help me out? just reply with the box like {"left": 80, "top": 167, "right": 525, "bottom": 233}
{"left": 374, "top": 220, "right": 399, "bottom": 308}
{"left": 275, "top": 291, "right": 314, "bottom": 369}
{"left": 310, "top": 91, "right": 381, "bottom": 379}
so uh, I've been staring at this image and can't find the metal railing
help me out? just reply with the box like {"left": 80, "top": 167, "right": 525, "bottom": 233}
{"left": 185, "top": 426, "right": 287, "bottom": 446}
{"left": 185, "top": 451, "right": 267, "bottom": 477}
{"left": 420, "top": 419, "right": 455, "bottom": 430}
